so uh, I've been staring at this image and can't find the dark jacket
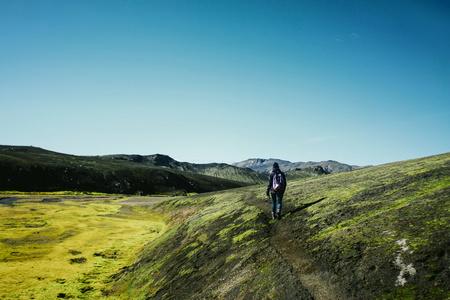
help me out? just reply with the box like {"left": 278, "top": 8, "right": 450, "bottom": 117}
{"left": 266, "top": 167, "right": 287, "bottom": 194}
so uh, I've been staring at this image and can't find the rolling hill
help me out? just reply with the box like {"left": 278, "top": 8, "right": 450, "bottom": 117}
{"left": 0, "top": 146, "right": 265, "bottom": 195}
{"left": 110, "top": 152, "right": 449, "bottom": 299}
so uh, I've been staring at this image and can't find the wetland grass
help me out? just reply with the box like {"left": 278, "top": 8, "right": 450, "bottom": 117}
{"left": 0, "top": 194, "right": 167, "bottom": 299}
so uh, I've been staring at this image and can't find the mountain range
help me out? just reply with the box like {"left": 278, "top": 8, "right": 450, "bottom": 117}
{"left": 0, "top": 146, "right": 260, "bottom": 195}
{"left": 233, "top": 158, "right": 368, "bottom": 173}
{"left": 1, "top": 146, "right": 341, "bottom": 195}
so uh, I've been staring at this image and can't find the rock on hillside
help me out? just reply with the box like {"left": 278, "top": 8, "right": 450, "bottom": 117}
{"left": 234, "top": 158, "right": 366, "bottom": 173}
{"left": 111, "top": 152, "right": 449, "bottom": 299}
{"left": 286, "top": 165, "right": 330, "bottom": 180}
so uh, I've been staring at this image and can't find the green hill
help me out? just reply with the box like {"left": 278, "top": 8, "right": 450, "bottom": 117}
{"left": 110, "top": 152, "right": 449, "bottom": 299}
{"left": 0, "top": 146, "right": 263, "bottom": 195}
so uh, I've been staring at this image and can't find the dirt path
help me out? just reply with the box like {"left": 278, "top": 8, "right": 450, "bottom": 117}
{"left": 244, "top": 191, "right": 347, "bottom": 300}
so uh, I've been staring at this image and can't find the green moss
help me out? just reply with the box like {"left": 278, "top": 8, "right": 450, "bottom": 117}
{"left": 225, "top": 253, "right": 239, "bottom": 263}
{"left": 178, "top": 266, "right": 194, "bottom": 277}
{"left": 233, "top": 229, "right": 258, "bottom": 244}
{"left": 186, "top": 244, "right": 204, "bottom": 259}
{"left": 217, "top": 223, "right": 239, "bottom": 238}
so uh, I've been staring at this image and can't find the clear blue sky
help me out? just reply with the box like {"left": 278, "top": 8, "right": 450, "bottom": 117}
{"left": 1, "top": 0, "right": 449, "bottom": 166}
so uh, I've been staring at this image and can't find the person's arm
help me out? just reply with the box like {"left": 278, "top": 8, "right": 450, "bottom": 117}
{"left": 266, "top": 172, "right": 273, "bottom": 195}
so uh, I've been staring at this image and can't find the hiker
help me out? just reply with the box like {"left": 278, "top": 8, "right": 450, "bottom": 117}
{"left": 266, "top": 162, "right": 287, "bottom": 220}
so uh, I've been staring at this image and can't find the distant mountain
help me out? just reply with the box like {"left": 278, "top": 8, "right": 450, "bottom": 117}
{"left": 233, "top": 158, "right": 367, "bottom": 173}
{"left": 0, "top": 146, "right": 265, "bottom": 195}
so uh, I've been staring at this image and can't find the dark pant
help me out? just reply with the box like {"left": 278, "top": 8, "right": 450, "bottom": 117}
{"left": 271, "top": 192, "right": 283, "bottom": 214}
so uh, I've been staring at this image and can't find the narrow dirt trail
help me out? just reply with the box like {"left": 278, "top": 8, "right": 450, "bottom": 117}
{"left": 244, "top": 191, "right": 348, "bottom": 300}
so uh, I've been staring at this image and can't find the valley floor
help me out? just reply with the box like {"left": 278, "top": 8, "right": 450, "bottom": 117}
{"left": 0, "top": 193, "right": 168, "bottom": 299}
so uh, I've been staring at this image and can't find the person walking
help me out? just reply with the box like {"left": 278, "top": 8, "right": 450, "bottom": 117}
{"left": 266, "top": 162, "right": 287, "bottom": 220}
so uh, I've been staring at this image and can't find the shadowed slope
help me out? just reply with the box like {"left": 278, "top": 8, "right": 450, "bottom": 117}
{"left": 0, "top": 146, "right": 259, "bottom": 195}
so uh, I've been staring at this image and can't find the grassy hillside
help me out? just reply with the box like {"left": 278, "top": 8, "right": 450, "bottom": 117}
{"left": 110, "top": 152, "right": 449, "bottom": 299}
{"left": 0, "top": 146, "right": 259, "bottom": 195}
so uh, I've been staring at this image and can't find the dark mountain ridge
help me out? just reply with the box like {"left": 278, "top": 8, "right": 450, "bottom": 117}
{"left": 0, "top": 146, "right": 264, "bottom": 195}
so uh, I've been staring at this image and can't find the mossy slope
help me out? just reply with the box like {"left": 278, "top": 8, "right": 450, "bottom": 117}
{"left": 111, "top": 152, "right": 449, "bottom": 299}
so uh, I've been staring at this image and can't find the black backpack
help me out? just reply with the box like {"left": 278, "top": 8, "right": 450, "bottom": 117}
{"left": 273, "top": 172, "right": 285, "bottom": 192}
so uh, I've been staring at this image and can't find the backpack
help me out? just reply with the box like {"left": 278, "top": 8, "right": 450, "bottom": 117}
{"left": 272, "top": 172, "right": 285, "bottom": 192}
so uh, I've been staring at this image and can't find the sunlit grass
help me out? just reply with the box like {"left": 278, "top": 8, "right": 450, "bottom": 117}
{"left": 0, "top": 194, "right": 167, "bottom": 299}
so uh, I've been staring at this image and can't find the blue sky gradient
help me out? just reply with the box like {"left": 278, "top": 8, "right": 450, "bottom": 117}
{"left": 1, "top": 0, "right": 449, "bottom": 166}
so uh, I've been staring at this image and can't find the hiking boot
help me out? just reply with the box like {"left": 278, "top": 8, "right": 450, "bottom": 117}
{"left": 271, "top": 212, "right": 275, "bottom": 220}
{"left": 277, "top": 210, "right": 281, "bottom": 220}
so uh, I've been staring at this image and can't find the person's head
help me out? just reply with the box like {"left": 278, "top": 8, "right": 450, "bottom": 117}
{"left": 273, "top": 162, "right": 280, "bottom": 171}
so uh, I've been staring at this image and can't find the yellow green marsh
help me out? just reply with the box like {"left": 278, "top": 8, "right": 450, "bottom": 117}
{"left": 0, "top": 194, "right": 167, "bottom": 299}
